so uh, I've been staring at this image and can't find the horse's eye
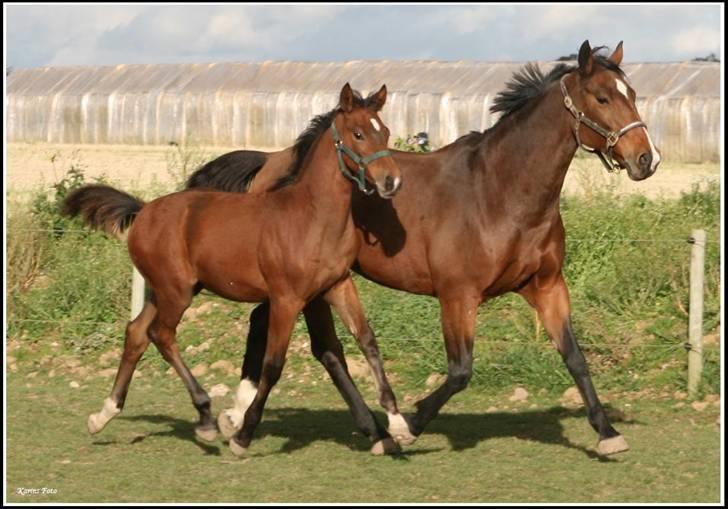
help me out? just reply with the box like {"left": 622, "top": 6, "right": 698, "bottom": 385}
{"left": 354, "top": 131, "right": 364, "bottom": 140}
{"left": 597, "top": 96, "right": 609, "bottom": 105}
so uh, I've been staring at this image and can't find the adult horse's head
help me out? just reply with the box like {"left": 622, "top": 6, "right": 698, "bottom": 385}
{"left": 561, "top": 40, "right": 661, "bottom": 181}
{"left": 333, "top": 83, "right": 401, "bottom": 198}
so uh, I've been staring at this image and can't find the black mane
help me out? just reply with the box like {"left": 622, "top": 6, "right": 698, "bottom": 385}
{"left": 489, "top": 47, "right": 624, "bottom": 122}
{"left": 271, "top": 88, "right": 381, "bottom": 191}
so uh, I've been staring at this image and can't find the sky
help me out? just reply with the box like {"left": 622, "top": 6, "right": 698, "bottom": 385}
{"left": 5, "top": 3, "right": 724, "bottom": 69}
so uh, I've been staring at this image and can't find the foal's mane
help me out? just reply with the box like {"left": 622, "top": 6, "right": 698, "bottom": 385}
{"left": 271, "top": 88, "right": 382, "bottom": 191}
{"left": 489, "top": 46, "right": 624, "bottom": 122}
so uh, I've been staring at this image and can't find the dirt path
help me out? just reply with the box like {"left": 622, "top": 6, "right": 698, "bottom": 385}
{"left": 6, "top": 142, "right": 720, "bottom": 199}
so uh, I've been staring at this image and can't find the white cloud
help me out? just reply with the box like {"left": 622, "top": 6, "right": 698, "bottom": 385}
{"left": 5, "top": 4, "right": 724, "bottom": 67}
{"left": 671, "top": 27, "right": 721, "bottom": 56}
{"left": 521, "top": 5, "right": 604, "bottom": 41}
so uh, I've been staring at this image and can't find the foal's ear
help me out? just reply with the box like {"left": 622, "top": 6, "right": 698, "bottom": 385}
{"left": 339, "top": 83, "right": 354, "bottom": 113}
{"left": 608, "top": 41, "right": 624, "bottom": 66}
{"left": 369, "top": 84, "right": 387, "bottom": 112}
{"left": 578, "top": 39, "right": 594, "bottom": 76}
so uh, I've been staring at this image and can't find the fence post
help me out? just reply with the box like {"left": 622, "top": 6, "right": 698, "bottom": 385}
{"left": 130, "top": 266, "right": 145, "bottom": 320}
{"left": 687, "top": 229, "right": 706, "bottom": 397}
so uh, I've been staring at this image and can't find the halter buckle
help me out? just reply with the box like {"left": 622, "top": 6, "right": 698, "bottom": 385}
{"left": 606, "top": 132, "right": 619, "bottom": 147}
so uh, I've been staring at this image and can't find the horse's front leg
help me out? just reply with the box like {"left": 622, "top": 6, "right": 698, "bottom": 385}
{"left": 229, "top": 297, "right": 301, "bottom": 457}
{"left": 518, "top": 271, "right": 628, "bottom": 456}
{"left": 304, "top": 294, "right": 399, "bottom": 455}
{"left": 218, "top": 302, "right": 269, "bottom": 440}
{"left": 322, "top": 277, "right": 416, "bottom": 445}
{"left": 407, "top": 293, "right": 479, "bottom": 437}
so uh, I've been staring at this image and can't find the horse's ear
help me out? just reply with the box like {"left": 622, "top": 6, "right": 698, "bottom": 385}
{"left": 339, "top": 83, "right": 354, "bottom": 113}
{"left": 608, "top": 41, "right": 624, "bottom": 66}
{"left": 369, "top": 84, "right": 387, "bottom": 112}
{"left": 578, "top": 40, "right": 593, "bottom": 76}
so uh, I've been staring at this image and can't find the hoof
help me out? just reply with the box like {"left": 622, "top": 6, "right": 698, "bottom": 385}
{"left": 370, "top": 437, "right": 401, "bottom": 456}
{"left": 229, "top": 438, "right": 248, "bottom": 458}
{"left": 194, "top": 425, "right": 218, "bottom": 442}
{"left": 597, "top": 435, "right": 630, "bottom": 456}
{"left": 218, "top": 409, "right": 241, "bottom": 440}
{"left": 87, "top": 413, "right": 105, "bottom": 435}
{"left": 388, "top": 426, "right": 418, "bottom": 446}
{"left": 388, "top": 413, "right": 418, "bottom": 446}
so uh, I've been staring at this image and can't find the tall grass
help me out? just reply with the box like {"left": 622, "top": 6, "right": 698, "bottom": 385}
{"left": 6, "top": 163, "right": 721, "bottom": 396}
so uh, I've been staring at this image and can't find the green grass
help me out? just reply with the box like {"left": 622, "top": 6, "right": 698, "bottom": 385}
{"left": 5, "top": 168, "right": 722, "bottom": 397}
{"left": 5, "top": 164, "right": 722, "bottom": 503}
{"left": 5, "top": 370, "right": 721, "bottom": 503}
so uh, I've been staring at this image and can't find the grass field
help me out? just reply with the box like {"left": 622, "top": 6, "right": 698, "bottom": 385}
{"left": 5, "top": 142, "right": 723, "bottom": 503}
{"left": 5, "top": 367, "right": 721, "bottom": 503}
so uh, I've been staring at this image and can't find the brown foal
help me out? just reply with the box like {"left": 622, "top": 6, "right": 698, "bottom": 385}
{"left": 64, "top": 83, "right": 403, "bottom": 457}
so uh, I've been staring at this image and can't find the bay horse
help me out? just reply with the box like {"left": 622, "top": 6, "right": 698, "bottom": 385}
{"left": 188, "top": 41, "right": 661, "bottom": 456}
{"left": 63, "top": 83, "right": 404, "bottom": 457}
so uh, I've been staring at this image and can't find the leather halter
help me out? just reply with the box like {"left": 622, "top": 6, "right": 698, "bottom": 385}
{"left": 331, "top": 120, "right": 392, "bottom": 195}
{"left": 560, "top": 75, "right": 646, "bottom": 173}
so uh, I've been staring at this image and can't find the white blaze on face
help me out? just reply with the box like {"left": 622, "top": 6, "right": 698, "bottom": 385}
{"left": 370, "top": 118, "right": 381, "bottom": 132}
{"left": 643, "top": 127, "right": 661, "bottom": 171}
{"left": 616, "top": 79, "right": 629, "bottom": 100}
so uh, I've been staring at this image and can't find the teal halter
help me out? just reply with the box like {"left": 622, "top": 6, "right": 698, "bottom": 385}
{"left": 330, "top": 120, "right": 392, "bottom": 195}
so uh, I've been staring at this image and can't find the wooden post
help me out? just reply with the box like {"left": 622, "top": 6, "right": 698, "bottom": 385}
{"left": 687, "top": 229, "right": 706, "bottom": 397}
{"left": 130, "top": 266, "right": 145, "bottom": 320}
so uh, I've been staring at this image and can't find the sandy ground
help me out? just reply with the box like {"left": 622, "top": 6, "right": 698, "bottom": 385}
{"left": 5, "top": 142, "right": 721, "bottom": 200}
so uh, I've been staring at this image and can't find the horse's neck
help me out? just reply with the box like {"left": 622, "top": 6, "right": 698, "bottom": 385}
{"left": 478, "top": 83, "right": 578, "bottom": 217}
{"left": 293, "top": 129, "right": 354, "bottom": 235}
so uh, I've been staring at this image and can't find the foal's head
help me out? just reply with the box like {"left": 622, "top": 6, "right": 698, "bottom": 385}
{"left": 334, "top": 83, "right": 401, "bottom": 198}
{"left": 563, "top": 40, "right": 661, "bottom": 180}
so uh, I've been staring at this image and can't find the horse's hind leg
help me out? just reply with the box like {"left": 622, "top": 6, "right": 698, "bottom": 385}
{"left": 88, "top": 300, "right": 157, "bottom": 434}
{"left": 305, "top": 295, "right": 399, "bottom": 455}
{"left": 218, "top": 302, "right": 269, "bottom": 440}
{"left": 518, "top": 272, "right": 627, "bottom": 456}
{"left": 323, "top": 278, "right": 415, "bottom": 446}
{"left": 149, "top": 291, "right": 217, "bottom": 442}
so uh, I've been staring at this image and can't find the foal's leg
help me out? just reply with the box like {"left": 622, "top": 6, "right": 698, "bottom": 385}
{"left": 518, "top": 272, "right": 628, "bottom": 455}
{"left": 407, "top": 294, "right": 479, "bottom": 437}
{"left": 323, "top": 278, "right": 415, "bottom": 445}
{"left": 217, "top": 302, "right": 268, "bottom": 439}
{"left": 87, "top": 300, "right": 156, "bottom": 434}
{"left": 148, "top": 291, "right": 217, "bottom": 442}
{"left": 305, "top": 296, "right": 399, "bottom": 455}
{"left": 229, "top": 298, "right": 301, "bottom": 457}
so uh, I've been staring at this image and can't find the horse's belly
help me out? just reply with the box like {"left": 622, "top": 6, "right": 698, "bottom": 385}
{"left": 198, "top": 265, "right": 269, "bottom": 303}
{"left": 355, "top": 248, "right": 435, "bottom": 295}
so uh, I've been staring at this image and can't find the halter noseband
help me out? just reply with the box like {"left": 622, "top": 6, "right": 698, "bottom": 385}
{"left": 560, "top": 75, "right": 646, "bottom": 173}
{"left": 330, "top": 120, "right": 392, "bottom": 195}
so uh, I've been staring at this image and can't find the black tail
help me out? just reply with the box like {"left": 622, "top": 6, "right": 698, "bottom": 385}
{"left": 186, "top": 150, "right": 268, "bottom": 192}
{"left": 62, "top": 184, "right": 144, "bottom": 239}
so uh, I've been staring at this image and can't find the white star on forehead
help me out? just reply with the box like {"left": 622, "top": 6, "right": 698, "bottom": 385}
{"left": 616, "top": 79, "right": 629, "bottom": 99}
{"left": 370, "top": 118, "right": 381, "bottom": 132}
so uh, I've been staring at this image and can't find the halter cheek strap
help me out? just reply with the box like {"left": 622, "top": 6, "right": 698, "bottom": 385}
{"left": 331, "top": 121, "right": 392, "bottom": 195}
{"left": 560, "top": 76, "right": 646, "bottom": 173}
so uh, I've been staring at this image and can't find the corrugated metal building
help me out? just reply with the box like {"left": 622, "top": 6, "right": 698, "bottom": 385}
{"left": 6, "top": 60, "right": 720, "bottom": 162}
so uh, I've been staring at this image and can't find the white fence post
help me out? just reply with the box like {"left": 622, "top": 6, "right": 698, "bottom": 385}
{"left": 130, "top": 266, "right": 145, "bottom": 320}
{"left": 687, "top": 229, "right": 706, "bottom": 397}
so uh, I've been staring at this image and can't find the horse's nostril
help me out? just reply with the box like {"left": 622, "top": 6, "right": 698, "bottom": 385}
{"left": 638, "top": 152, "right": 652, "bottom": 170}
{"left": 384, "top": 175, "right": 395, "bottom": 191}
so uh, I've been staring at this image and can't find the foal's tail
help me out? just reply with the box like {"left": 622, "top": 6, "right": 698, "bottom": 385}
{"left": 62, "top": 184, "right": 144, "bottom": 240}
